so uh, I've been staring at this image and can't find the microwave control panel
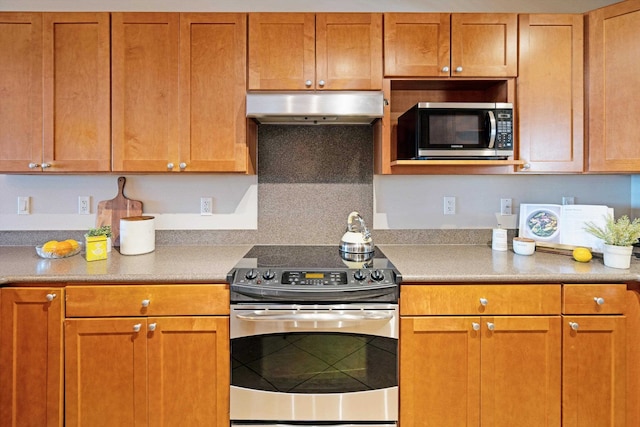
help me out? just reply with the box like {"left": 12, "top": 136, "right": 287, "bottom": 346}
{"left": 495, "top": 110, "right": 513, "bottom": 151}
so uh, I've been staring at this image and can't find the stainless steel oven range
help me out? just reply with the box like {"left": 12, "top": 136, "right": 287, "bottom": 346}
{"left": 226, "top": 245, "right": 401, "bottom": 427}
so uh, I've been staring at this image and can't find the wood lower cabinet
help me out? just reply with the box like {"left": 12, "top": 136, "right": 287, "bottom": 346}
{"left": 562, "top": 284, "right": 627, "bottom": 427}
{"left": 64, "top": 285, "right": 230, "bottom": 427}
{"left": 0, "top": 287, "right": 64, "bottom": 427}
{"left": 400, "top": 284, "right": 561, "bottom": 427}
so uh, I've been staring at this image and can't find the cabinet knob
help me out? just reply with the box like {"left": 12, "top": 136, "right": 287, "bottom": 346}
{"left": 441, "top": 66, "right": 449, "bottom": 73}
{"left": 472, "top": 322, "right": 480, "bottom": 331}
{"left": 486, "top": 322, "right": 495, "bottom": 331}
{"left": 318, "top": 80, "right": 326, "bottom": 87}
{"left": 594, "top": 297, "right": 605, "bottom": 305}
{"left": 141, "top": 299, "right": 150, "bottom": 308}
{"left": 479, "top": 298, "right": 488, "bottom": 306}
{"left": 45, "top": 293, "right": 56, "bottom": 302}
{"left": 521, "top": 163, "right": 531, "bottom": 170}
{"left": 455, "top": 66, "right": 463, "bottom": 73}
{"left": 167, "top": 162, "right": 174, "bottom": 170}
{"left": 148, "top": 323, "right": 157, "bottom": 332}
{"left": 179, "top": 162, "right": 187, "bottom": 170}
{"left": 569, "top": 321, "right": 579, "bottom": 331}
{"left": 28, "top": 162, "right": 40, "bottom": 169}
{"left": 133, "top": 323, "right": 142, "bottom": 332}
{"left": 41, "top": 162, "right": 51, "bottom": 169}
{"left": 305, "top": 80, "right": 312, "bottom": 87}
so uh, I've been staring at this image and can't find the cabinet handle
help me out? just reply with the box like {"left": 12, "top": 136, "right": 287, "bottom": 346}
{"left": 318, "top": 80, "right": 326, "bottom": 87}
{"left": 486, "top": 322, "right": 495, "bottom": 331}
{"left": 41, "top": 162, "right": 51, "bottom": 169}
{"left": 179, "top": 162, "right": 187, "bottom": 170}
{"left": 305, "top": 80, "right": 312, "bottom": 87}
{"left": 441, "top": 66, "right": 449, "bottom": 73}
{"left": 455, "top": 66, "right": 463, "bottom": 73}
{"left": 133, "top": 323, "right": 142, "bottom": 332}
{"left": 141, "top": 299, "right": 150, "bottom": 308}
{"left": 472, "top": 322, "right": 480, "bottom": 331}
{"left": 148, "top": 323, "right": 157, "bottom": 332}
{"left": 479, "top": 298, "right": 488, "bottom": 306}
{"left": 521, "top": 163, "right": 531, "bottom": 170}
{"left": 45, "top": 293, "right": 56, "bottom": 302}
{"left": 28, "top": 162, "right": 40, "bottom": 169}
{"left": 594, "top": 297, "right": 605, "bottom": 305}
{"left": 167, "top": 162, "right": 174, "bottom": 170}
{"left": 569, "top": 322, "right": 579, "bottom": 331}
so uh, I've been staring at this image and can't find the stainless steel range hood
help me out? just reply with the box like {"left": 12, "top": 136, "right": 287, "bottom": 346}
{"left": 246, "top": 91, "right": 384, "bottom": 125}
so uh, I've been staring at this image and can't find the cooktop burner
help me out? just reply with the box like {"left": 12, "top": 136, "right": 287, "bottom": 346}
{"left": 227, "top": 245, "right": 401, "bottom": 303}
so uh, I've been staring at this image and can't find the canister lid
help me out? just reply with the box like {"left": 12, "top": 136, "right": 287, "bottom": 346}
{"left": 121, "top": 215, "right": 155, "bottom": 221}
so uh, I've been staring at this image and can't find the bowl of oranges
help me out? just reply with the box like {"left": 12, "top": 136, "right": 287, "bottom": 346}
{"left": 36, "top": 239, "right": 82, "bottom": 259}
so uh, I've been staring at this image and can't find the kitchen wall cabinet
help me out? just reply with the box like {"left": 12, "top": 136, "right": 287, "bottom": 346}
{"left": 0, "top": 12, "right": 110, "bottom": 173}
{"left": 383, "top": 13, "right": 517, "bottom": 78}
{"left": 399, "top": 284, "right": 561, "bottom": 427}
{"left": 64, "top": 284, "right": 230, "bottom": 427}
{"left": 248, "top": 13, "right": 383, "bottom": 90}
{"left": 587, "top": 0, "right": 640, "bottom": 172}
{"left": 517, "top": 14, "right": 584, "bottom": 173}
{"left": 112, "top": 13, "right": 251, "bottom": 173}
{"left": 561, "top": 284, "right": 626, "bottom": 427}
{"left": 0, "top": 287, "right": 64, "bottom": 427}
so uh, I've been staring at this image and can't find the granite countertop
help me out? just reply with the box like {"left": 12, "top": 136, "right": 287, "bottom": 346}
{"left": 1, "top": 244, "right": 639, "bottom": 286}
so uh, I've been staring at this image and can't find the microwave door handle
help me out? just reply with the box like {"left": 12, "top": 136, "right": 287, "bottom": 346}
{"left": 487, "top": 110, "right": 497, "bottom": 149}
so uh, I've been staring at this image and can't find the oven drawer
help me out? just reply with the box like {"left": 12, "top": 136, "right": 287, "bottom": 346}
{"left": 66, "top": 284, "right": 229, "bottom": 317}
{"left": 562, "top": 284, "right": 626, "bottom": 314}
{"left": 400, "top": 284, "right": 561, "bottom": 315}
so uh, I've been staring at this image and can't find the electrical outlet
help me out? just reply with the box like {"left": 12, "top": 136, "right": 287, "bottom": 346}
{"left": 500, "top": 198, "right": 512, "bottom": 215}
{"left": 17, "top": 196, "right": 30, "bottom": 215}
{"left": 562, "top": 196, "right": 575, "bottom": 205}
{"left": 443, "top": 196, "right": 456, "bottom": 215}
{"left": 78, "top": 196, "right": 91, "bottom": 215}
{"left": 200, "top": 197, "right": 213, "bottom": 216}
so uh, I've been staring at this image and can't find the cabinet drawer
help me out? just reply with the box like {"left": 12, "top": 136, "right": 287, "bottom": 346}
{"left": 400, "top": 284, "right": 561, "bottom": 315}
{"left": 65, "top": 284, "right": 229, "bottom": 317}
{"left": 562, "top": 284, "right": 626, "bottom": 314}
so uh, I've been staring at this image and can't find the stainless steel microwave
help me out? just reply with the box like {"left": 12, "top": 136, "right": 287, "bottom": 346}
{"left": 396, "top": 102, "right": 514, "bottom": 159}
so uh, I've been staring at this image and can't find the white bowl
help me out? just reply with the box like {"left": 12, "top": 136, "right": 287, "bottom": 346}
{"left": 513, "top": 237, "right": 536, "bottom": 256}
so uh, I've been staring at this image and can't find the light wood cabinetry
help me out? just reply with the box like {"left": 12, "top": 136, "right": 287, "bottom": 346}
{"left": 112, "top": 13, "right": 251, "bottom": 173}
{"left": 248, "top": 13, "right": 383, "bottom": 90}
{"left": 517, "top": 14, "right": 584, "bottom": 173}
{"left": 64, "top": 284, "right": 230, "bottom": 427}
{"left": 384, "top": 13, "right": 517, "bottom": 78}
{"left": 562, "top": 284, "right": 626, "bottom": 427}
{"left": 587, "top": 0, "right": 640, "bottom": 172}
{"left": 0, "top": 12, "right": 110, "bottom": 173}
{"left": 400, "top": 284, "right": 561, "bottom": 427}
{"left": 0, "top": 287, "right": 64, "bottom": 427}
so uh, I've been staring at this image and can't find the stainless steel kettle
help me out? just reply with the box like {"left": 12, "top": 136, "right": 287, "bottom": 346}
{"left": 339, "top": 211, "right": 374, "bottom": 254}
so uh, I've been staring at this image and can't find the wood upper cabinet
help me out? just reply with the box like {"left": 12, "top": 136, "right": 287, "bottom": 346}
{"left": 384, "top": 13, "right": 517, "bottom": 78}
{"left": 587, "top": 0, "right": 640, "bottom": 172}
{"left": 517, "top": 14, "right": 584, "bottom": 173}
{"left": 0, "top": 287, "right": 64, "bottom": 427}
{"left": 248, "top": 13, "right": 383, "bottom": 90}
{"left": 112, "top": 13, "right": 249, "bottom": 173}
{"left": 0, "top": 12, "right": 110, "bottom": 173}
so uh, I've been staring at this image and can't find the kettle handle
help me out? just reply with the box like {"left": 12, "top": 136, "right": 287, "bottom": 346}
{"left": 347, "top": 211, "right": 372, "bottom": 241}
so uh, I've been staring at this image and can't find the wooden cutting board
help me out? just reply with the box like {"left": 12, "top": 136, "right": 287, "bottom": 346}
{"left": 96, "top": 176, "right": 143, "bottom": 247}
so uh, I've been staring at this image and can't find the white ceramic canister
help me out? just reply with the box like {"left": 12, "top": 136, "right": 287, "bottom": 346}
{"left": 491, "top": 228, "right": 508, "bottom": 251}
{"left": 119, "top": 215, "right": 155, "bottom": 255}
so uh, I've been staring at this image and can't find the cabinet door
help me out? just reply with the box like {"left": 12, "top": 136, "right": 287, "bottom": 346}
{"left": 315, "top": 13, "right": 383, "bottom": 90}
{"left": 148, "top": 316, "right": 229, "bottom": 427}
{"left": 42, "top": 13, "right": 111, "bottom": 172}
{"left": 562, "top": 316, "right": 626, "bottom": 427}
{"left": 587, "top": 0, "right": 640, "bottom": 172}
{"left": 450, "top": 13, "right": 517, "bottom": 77}
{"left": 400, "top": 316, "right": 480, "bottom": 427}
{"left": 248, "top": 13, "right": 315, "bottom": 90}
{"left": 481, "top": 316, "right": 561, "bottom": 427}
{"left": 518, "top": 14, "right": 584, "bottom": 173}
{"left": 65, "top": 318, "right": 148, "bottom": 427}
{"left": 112, "top": 13, "right": 180, "bottom": 172}
{"left": 384, "top": 13, "right": 450, "bottom": 77}
{"left": 0, "top": 288, "right": 63, "bottom": 427}
{"left": 179, "top": 13, "right": 248, "bottom": 172}
{"left": 0, "top": 13, "right": 43, "bottom": 173}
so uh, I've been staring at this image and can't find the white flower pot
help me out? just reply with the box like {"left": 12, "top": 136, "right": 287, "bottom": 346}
{"left": 602, "top": 244, "right": 633, "bottom": 269}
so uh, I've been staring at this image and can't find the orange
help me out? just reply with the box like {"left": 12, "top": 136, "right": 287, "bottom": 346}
{"left": 53, "top": 240, "right": 73, "bottom": 257}
{"left": 42, "top": 240, "right": 58, "bottom": 254}
{"left": 64, "top": 239, "right": 79, "bottom": 251}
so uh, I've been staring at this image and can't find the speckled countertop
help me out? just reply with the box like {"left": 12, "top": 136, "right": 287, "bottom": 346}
{"left": 1, "top": 244, "right": 639, "bottom": 286}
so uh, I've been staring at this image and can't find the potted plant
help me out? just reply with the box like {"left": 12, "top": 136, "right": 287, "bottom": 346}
{"left": 86, "top": 225, "right": 113, "bottom": 253}
{"left": 584, "top": 214, "right": 640, "bottom": 269}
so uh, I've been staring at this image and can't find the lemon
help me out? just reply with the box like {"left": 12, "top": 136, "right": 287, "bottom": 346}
{"left": 573, "top": 247, "right": 593, "bottom": 263}
{"left": 42, "top": 240, "right": 58, "bottom": 254}
{"left": 64, "top": 239, "right": 79, "bottom": 251}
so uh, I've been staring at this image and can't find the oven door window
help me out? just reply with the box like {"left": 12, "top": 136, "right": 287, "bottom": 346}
{"left": 421, "top": 109, "right": 490, "bottom": 148}
{"left": 231, "top": 332, "right": 397, "bottom": 393}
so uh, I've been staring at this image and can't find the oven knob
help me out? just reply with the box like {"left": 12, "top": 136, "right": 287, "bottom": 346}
{"left": 245, "top": 269, "right": 258, "bottom": 280}
{"left": 262, "top": 269, "right": 276, "bottom": 280}
{"left": 370, "top": 269, "right": 385, "bottom": 281}
{"left": 354, "top": 269, "right": 367, "bottom": 281}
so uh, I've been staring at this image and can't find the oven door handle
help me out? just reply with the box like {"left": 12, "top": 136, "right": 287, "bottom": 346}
{"left": 235, "top": 310, "right": 395, "bottom": 323}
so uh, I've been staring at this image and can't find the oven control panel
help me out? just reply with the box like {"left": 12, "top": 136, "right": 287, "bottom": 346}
{"left": 231, "top": 268, "right": 398, "bottom": 288}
